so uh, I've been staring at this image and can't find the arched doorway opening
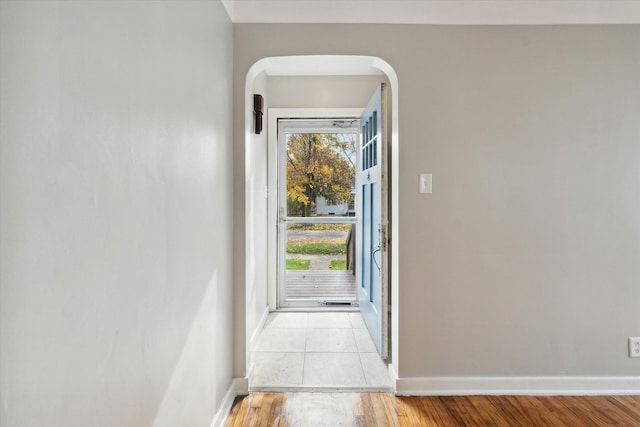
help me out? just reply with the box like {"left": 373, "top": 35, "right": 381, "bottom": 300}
{"left": 242, "top": 55, "right": 400, "bottom": 391}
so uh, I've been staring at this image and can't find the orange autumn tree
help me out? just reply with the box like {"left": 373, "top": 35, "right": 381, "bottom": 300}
{"left": 286, "top": 133, "right": 355, "bottom": 217}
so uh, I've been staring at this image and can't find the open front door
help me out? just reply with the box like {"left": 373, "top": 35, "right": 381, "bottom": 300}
{"left": 358, "top": 84, "right": 389, "bottom": 359}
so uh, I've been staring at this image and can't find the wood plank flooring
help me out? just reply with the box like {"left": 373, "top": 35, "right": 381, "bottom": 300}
{"left": 226, "top": 392, "right": 640, "bottom": 426}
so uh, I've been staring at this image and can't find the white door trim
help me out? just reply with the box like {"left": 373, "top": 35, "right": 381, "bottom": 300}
{"left": 267, "top": 108, "right": 364, "bottom": 311}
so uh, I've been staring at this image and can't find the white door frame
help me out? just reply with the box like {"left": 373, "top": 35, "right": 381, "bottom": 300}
{"left": 267, "top": 109, "right": 364, "bottom": 310}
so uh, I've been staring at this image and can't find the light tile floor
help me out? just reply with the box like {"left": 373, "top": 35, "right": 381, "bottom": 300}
{"left": 250, "top": 311, "right": 394, "bottom": 391}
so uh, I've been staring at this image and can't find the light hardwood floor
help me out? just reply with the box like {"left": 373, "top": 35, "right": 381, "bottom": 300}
{"left": 226, "top": 392, "right": 640, "bottom": 426}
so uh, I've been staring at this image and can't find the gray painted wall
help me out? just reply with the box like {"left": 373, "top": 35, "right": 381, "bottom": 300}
{"left": 1, "top": 1, "right": 234, "bottom": 425}
{"left": 234, "top": 24, "right": 640, "bottom": 379}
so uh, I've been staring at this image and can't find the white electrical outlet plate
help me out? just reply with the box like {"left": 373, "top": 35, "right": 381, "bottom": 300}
{"left": 629, "top": 337, "right": 640, "bottom": 358}
{"left": 419, "top": 173, "right": 432, "bottom": 194}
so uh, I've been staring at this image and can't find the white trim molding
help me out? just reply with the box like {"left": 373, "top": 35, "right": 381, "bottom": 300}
{"left": 395, "top": 376, "right": 640, "bottom": 396}
{"left": 249, "top": 306, "right": 270, "bottom": 352}
{"left": 210, "top": 377, "right": 248, "bottom": 427}
{"left": 234, "top": 377, "right": 250, "bottom": 396}
{"left": 246, "top": 306, "right": 270, "bottom": 380}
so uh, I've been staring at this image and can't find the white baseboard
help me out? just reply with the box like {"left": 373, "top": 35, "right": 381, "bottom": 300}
{"left": 209, "top": 379, "right": 238, "bottom": 427}
{"left": 234, "top": 376, "right": 249, "bottom": 396}
{"left": 210, "top": 377, "right": 249, "bottom": 427}
{"left": 249, "top": 306, "right": 271, "bottom": 352}
{"left": 388, "top": 363, "right": 399, "bottom": 384}
{"left": 211, "top": 309, "right": 263, "bottom": 427}
{"left": 247, "top": 306, "right": 270, "bottom": 381}
{"left": 395, "top": 376, "right": 640, "bottom": 396}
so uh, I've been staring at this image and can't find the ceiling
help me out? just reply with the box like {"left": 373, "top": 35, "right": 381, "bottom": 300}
{"left": 221, "top": 0, "right": 640, "bottom": 25}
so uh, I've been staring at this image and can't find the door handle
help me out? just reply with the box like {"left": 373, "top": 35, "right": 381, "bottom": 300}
{"left": 372, "top": 246, "right": 382, "bottom": 273}
{"left": 372, "top": 224, "right": 382, "bottom": 273}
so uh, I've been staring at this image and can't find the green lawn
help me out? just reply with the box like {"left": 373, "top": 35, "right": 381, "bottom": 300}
{"left": 286, "top": 242, "right": 346, "bottom": 255}
{"left": 286, "top": 259, "right": 311, "bottom": 270}
{"left": 330, "top": 260, "right": 347, "bottom": 270}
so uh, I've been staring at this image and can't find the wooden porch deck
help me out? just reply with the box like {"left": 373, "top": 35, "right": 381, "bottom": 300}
{"left": 285, "top": 270, "right": 356, "bottom": 302}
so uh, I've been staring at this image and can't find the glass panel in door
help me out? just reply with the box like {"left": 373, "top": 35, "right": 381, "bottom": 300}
{"left": 278, "top": 122, "right": 358, "bottom": 308}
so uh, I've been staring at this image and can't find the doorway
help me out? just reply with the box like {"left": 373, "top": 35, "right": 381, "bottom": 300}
{"left": 250, "top": 85, "right": 390, "bottom": 391}
{"left": 277, "top": 119, "right": 359, "bottom": 308}
{"left": 243, "top": 55, "right": 400, "bottom": 393}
